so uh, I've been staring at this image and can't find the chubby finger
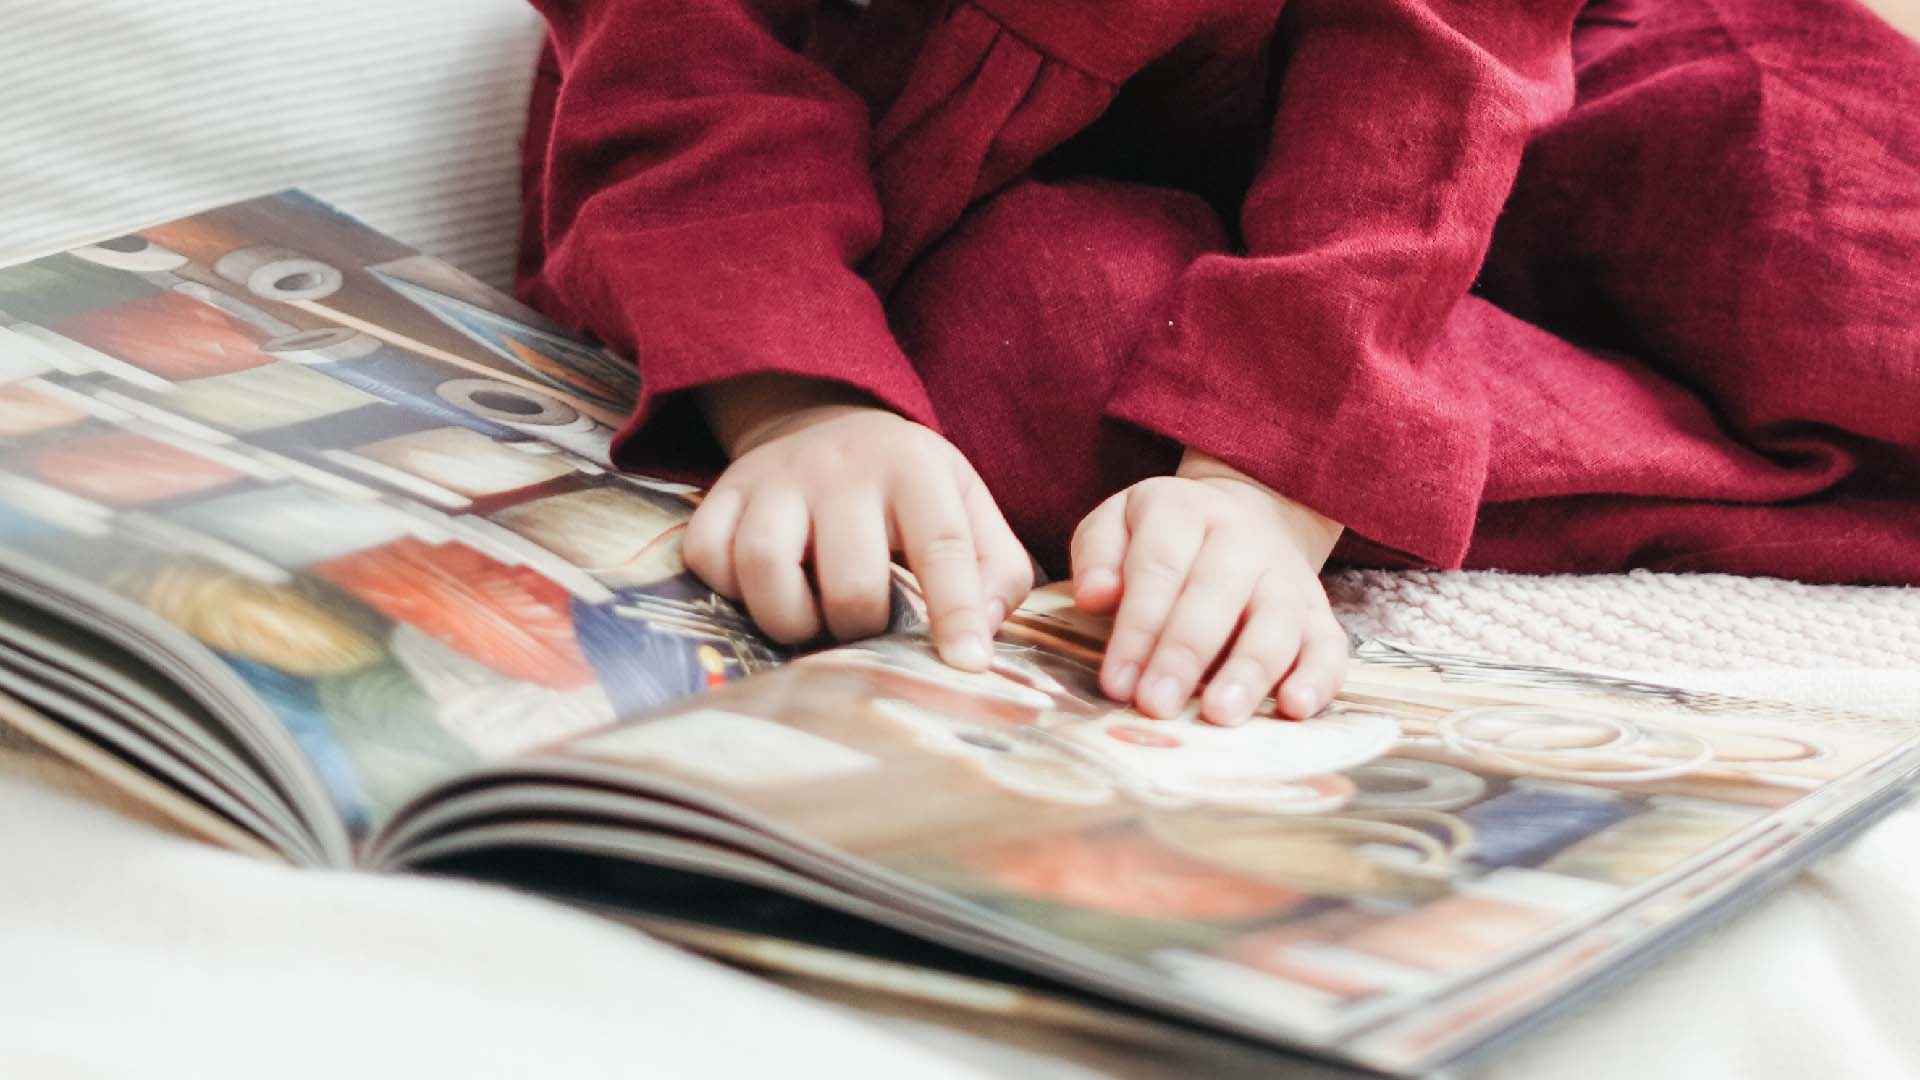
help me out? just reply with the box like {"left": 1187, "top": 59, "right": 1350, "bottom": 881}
{"left": 960, "top": 475, "right": 1033, "bottom": 633}
{"left": 1101, "top": 505, "right": 1202, "bottom": 704}
{"left": 1200, "top": 586, "right": 1305, "bottom": 726}
{"left": 732, "top": 490, "right": 820, "bottom": 645}
{"left": 893, "top": 476, "right": 991, "bottom": 671}
{"left": 811, "top": 494, "right": 893, "bottom": 642}
{"left": 1276, "top": 609, "right": 1350, "bottom": 720}
{"left": 682, "top": 485, "right": 745, "bottom": 599}
{"left": 1069, "top": 494, "right": 1127, "bottom": 614}
{"left": 1136, "top": 531, "right": 1261, "bottom": 719}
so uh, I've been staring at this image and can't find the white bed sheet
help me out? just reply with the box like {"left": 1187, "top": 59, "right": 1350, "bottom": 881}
{"left": 2, "top": 1, "right": 1918, "bottom": 1076}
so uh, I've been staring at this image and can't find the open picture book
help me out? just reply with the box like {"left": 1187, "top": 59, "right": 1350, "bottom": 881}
{"left": 1, "top": 192, "right": 1915, "bottom": 1078}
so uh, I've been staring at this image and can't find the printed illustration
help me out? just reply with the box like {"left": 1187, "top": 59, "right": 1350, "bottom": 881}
{"left": 0, "top": 192, "right": 791, "bottom": 830}
{"left": 552, "top": 586, "right": 1900, "bottom": 1059}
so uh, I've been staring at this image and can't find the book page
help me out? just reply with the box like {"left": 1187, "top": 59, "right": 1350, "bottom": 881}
{"left": 0, "top": 192, "right": 797, "bottom": 840}
{"left": 0, "top": 689, "right": 278, "bottom": 859}
{"left": 524, "top": 585, "right": 1920, "bottom": 1073}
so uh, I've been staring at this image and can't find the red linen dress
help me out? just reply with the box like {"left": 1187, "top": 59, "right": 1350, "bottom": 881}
{"left": 517, "top": 0, "right": 1920, "bottom": 584}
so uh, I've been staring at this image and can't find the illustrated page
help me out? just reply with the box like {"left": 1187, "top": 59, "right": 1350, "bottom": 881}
{"left": 544, "top": 588, "right": 1917, "bottom": 1070}
{"left": 0, "top": 193, "right": 782, "bottom": 833}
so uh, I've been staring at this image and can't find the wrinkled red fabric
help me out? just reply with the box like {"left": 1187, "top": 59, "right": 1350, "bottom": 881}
{"left": 518, "top": 0, "right": 1920, "bottom": 584}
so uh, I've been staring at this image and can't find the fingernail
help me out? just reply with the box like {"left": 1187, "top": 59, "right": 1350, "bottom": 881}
{"left": 1143, "top": 674, "right": 1180, "bottom": 717}
{"left": 1082, "top": 568, "right": 1117, "bottom": 594}
{"left": 948, "top": 634, "right": 991, "bottom": 670}
{"left": 1204, "top": 680, "right": 1247, "bottom": 720}
{"left": 1283, "top": 684, "right": 1319, "bottom": 718}
{"left": 984, "top": 598, "right": 1007, "bottom": 629}
{"left": 1108, "top": 661, "right": 1139, "bottom": 699}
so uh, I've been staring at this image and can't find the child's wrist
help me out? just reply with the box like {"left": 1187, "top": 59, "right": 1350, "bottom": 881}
{"left": 697, "top": 374, "right": 886, "bottom": 459}
{"left": 1176, "top": 449, "right": 1345, "bottom": 567}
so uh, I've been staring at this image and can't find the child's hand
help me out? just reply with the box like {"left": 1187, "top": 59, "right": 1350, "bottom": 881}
{"left": 683, "top": 378, "right": 1032, "bottom": 672}
{"left": 1070, "top": 451, "right": 1347, "bottom": 725}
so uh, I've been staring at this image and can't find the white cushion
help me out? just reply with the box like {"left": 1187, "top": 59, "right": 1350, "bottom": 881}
{"left": 0, "top": 0, "right": 543, "bottom": 289}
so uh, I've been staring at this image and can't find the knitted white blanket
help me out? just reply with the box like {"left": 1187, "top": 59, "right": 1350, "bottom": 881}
{"left": 1331, "top": 569, "right": 1920, "bottom": 673}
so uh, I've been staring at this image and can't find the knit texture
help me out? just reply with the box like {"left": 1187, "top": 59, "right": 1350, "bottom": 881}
{"left": 1331, "top": 568, "right": 1920, "bottom": 673}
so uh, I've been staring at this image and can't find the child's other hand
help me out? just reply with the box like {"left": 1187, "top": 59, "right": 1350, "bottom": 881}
{"left": 683, "top": 379, "right": 1032, "bottom": 672}
{"left": 1070, "top": 450, "right": 1347, "bottom": 725}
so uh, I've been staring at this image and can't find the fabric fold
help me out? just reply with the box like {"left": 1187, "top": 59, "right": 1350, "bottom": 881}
{"left": 1106, "top": 0, "right": 1589, "bottom": 566}
{"left": 518, "top": 1, "right": 940, "bottom": 479}
{"left": 863, "top": 4, "right": 1116, "bottom": 290}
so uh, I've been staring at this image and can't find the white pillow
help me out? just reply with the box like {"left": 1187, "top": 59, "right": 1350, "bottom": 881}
{"left": 0, "top": 0, "right": 543, "bottom": 289}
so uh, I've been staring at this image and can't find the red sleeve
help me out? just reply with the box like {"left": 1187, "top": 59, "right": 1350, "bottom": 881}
{"left": 1104, "top": 0, "right": 1586, "bottom": 567}
{"left": 519, "top": 0, "right": 939, "bottom": 472}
